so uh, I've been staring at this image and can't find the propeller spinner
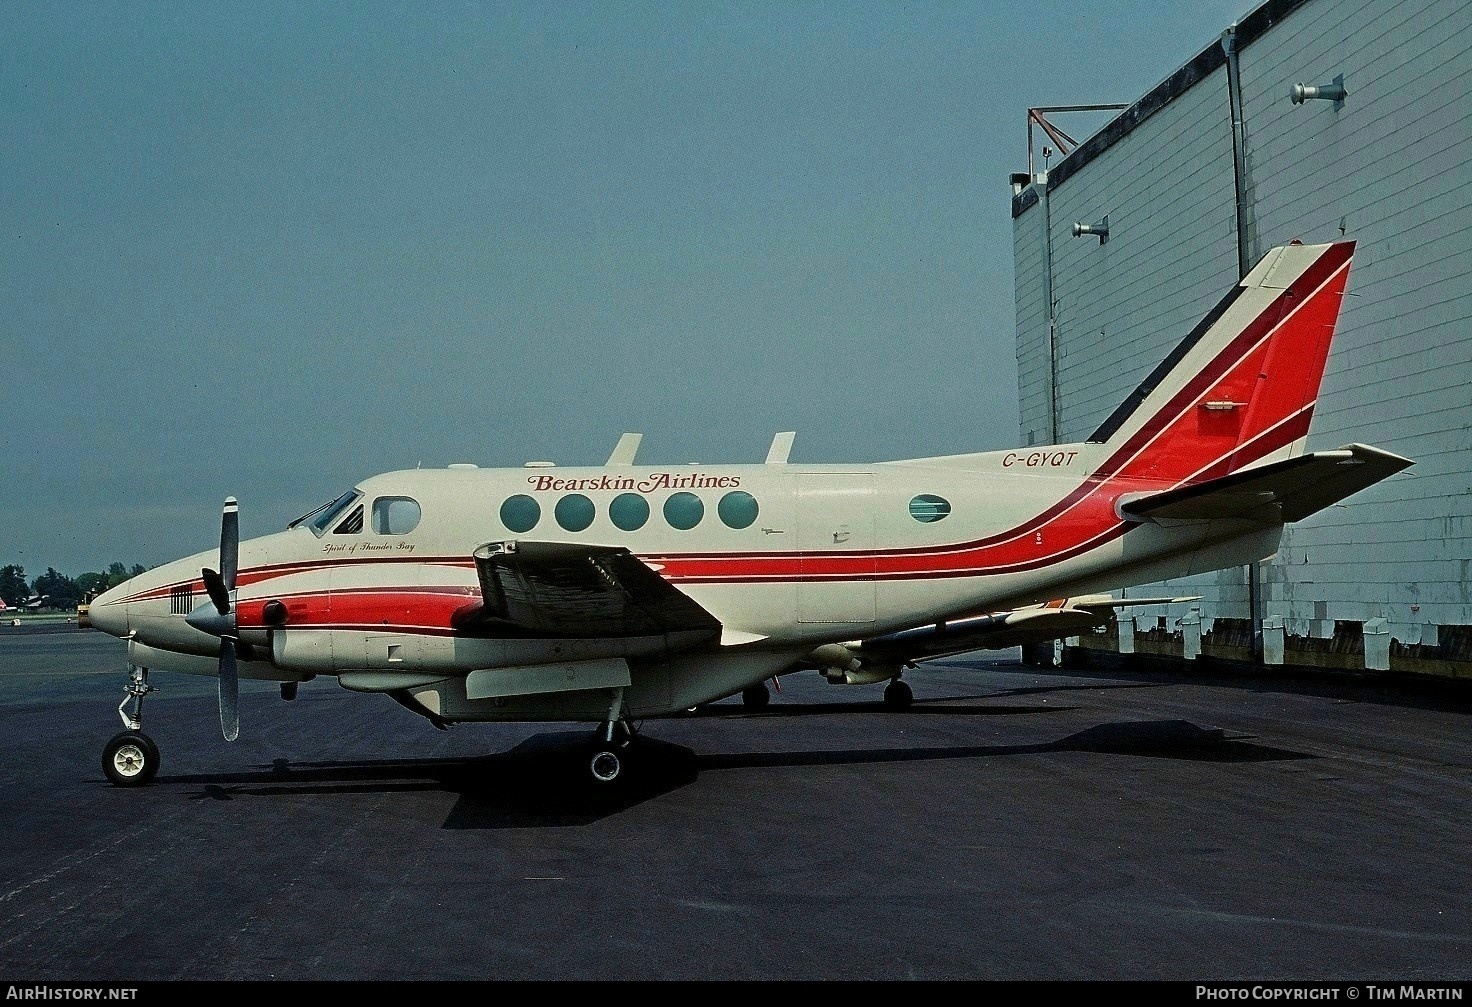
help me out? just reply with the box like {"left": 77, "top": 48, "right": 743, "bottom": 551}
{"left": 184, "top": 497, "right": 240, "bottom": 742}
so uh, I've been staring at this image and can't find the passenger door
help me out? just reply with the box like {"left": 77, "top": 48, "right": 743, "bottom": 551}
{"left": 795, "top": 473, "right": 876, "bottom": 624}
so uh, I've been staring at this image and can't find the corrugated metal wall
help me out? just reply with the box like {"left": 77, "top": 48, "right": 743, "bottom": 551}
{"left": 1013, "top": 0, "right": 1472, "bottom": 657}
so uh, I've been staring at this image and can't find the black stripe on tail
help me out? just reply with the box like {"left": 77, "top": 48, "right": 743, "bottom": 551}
{"left": 1087, "top": 282, "right": 1246, "bottom": 444}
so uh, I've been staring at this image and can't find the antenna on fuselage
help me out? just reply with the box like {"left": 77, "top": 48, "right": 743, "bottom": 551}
{"left": 607, "top": 432, "right": 643, "bottom": 466}
{"left": 765, "top": 431, "right": 796, "bottom": 465}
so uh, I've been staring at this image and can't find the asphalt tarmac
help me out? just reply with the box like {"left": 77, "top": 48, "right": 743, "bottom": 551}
{"left": 1, "top": 625, "right": 1469, "bottom": 980}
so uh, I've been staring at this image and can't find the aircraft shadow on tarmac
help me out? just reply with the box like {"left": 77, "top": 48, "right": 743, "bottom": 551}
{"left": 943, "top": 658, "right": 1472, "bottom": 716}
{"left": 696, "top": 719, "right": 1316, "bottom": 774}
{"left": 155, "top": 718, "right": 1314, "bottom": 830}
{"left": 693, "top": 699, "right": 1079, "bottom": 717}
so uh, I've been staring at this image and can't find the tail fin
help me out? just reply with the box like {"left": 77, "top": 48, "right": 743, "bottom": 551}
{"left": 1088, "top": 240, "right": 1354, "bottom": 487}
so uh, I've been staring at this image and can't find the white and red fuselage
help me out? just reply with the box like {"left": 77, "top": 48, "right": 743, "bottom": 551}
{"left": 89, "top": 240, "right": 1366, "bottom": 723}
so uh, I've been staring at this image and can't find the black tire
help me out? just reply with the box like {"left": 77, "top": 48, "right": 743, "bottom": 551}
{"left": 883, "top": 679, "right": 914, "bottom": 711}
{"left": 103, "top": 731, "right": 159, "bottom": 787}
{"left": 588, "top": 748, "right": 622, "bottom": 785}
{"left": 741, "top": 683, "right": 771, "bottom": 709}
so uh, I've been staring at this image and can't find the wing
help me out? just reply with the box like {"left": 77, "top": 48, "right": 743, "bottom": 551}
{"left": 457, "top": 541, "right": 722, "bottom": 639}
{"left": 1119, "top": 444, "right": 1411, "bottom": 523}
{"left": 845, "top": 592, "right": 1203, "bottom": 668}
{"left": 858, "top": 607, "right": 1106, "bottom": 663}
{"left": 1064, "top": 594, "right": 1199, "bottom": 618}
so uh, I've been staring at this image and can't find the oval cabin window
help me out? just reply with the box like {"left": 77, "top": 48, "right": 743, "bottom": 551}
{"left": 663, "top": 492, "right": 704, "bottom": 530}
{"left": 609, "top": 493, "right": 650, "bottom": 531}
{"left": 718, "top": 491, "right": 759, "bottom": 529}
{"left": 909, "top": 493, "right": 951, "bottom": 523}
{"left": 500, "top": 494, "right": 541, "bottom": 533}
{"left": 555, "top": 494, "right": 596, "bottom": 532}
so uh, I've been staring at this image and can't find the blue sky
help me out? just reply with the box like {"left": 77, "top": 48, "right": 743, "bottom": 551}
{"left": 3, "top": 1, "right": 1247, "bottom": 573}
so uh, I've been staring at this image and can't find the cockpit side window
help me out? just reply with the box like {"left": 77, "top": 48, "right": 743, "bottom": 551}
{"left": 304, "top": 490, "right": 361, "bottom": 537}
{"left": 333, "top": 504, "right": 364, "bottom": 535}
{"left": 372, "top": 497, "right": 421, "bottom": 535}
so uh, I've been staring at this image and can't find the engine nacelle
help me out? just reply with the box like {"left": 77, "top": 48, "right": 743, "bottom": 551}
{"left": 820, "top": 666, "right": 896, "bottom": 686}
{"left": 807, "top": 643, "right": 896, "bottom": 686}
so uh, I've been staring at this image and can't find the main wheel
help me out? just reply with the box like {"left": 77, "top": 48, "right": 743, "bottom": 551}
{"left": 588, "top": 748, "right": 622, "bottom": 785}
{"left": 742, "top": 683, "right": 771, "bottom": 709}
{"left": 103, "top": 731, "right": 160, "bottom": 787}
{"left": 883, "top": 679, "right": 914, "bottom": 711}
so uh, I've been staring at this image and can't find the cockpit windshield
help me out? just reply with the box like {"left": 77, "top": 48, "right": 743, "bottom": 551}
{"left": 290, "top": 490, "right": 362, "bottom": 537}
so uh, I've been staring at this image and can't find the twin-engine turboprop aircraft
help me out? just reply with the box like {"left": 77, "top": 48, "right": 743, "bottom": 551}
{"left": 89, "top": 240, "right": 1409, "bottom": 786}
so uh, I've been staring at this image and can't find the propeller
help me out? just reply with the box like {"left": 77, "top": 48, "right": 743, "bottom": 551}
{"left": 185, "top": 497, "right": 240, "bottom": 742}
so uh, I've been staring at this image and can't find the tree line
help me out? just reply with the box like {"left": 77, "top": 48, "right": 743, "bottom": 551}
{"left": 0, "top": 563, "right": 149, "bottom": 611}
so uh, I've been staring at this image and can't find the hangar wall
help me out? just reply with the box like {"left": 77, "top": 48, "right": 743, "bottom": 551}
{"left": 1012, "top": 0, "right": 1472, "bottom": 674}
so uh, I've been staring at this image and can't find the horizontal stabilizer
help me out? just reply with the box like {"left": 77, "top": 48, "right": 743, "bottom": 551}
{"left": 1119, "top": 444, "right": 1411, "bottom": 523}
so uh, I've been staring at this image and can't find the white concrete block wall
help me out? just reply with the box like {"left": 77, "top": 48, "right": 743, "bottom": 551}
{"left": 1013, "top": 205, "right": 1050, "bottom": 445}
{"left": 1012, "top": 0, "right": 1472, "bottom": 646}
{"left": 1242, "top": 0, "right": 1472, "bottom": 639}
{"left": 1043, "top": 69, "right": 1239, "bottom": 441}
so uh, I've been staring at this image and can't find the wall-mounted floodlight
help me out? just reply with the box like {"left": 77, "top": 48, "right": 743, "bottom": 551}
{"left": 1072, "top": 214, "right": 1109, "bottom": 245}
{"left": 1009, "top": 172, "right": 1031, "bottom": 195}
{"left": 1291, "top": 75, "right": 1347, "bottom": 105}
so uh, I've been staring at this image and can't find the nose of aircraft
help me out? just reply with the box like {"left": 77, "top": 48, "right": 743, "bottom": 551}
{"left": 88, "top": 581, "right": 130, "bottom": 637}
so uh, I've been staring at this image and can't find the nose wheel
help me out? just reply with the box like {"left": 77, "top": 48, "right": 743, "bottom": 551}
{"left": 105, "top": 666, "right": 161, "bottom": 787}
{"left": 103, "top": 731, "right": 159, "bottom": 787}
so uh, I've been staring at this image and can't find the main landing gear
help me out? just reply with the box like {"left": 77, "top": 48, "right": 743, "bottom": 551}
{"left": 741, "top": 682, "right": 771, "bottom": 709}
{"left": 587, "top": 687, "right": 637, "bottom": 785}
{"left": 883, "top": 677, "right": 913, "bottom": 711}
{"left": 103, "top": 666, "right": 160, "bottom": 787}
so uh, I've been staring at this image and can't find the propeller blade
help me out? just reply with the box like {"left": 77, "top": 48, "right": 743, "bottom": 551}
{"left": 220, "top": 497, "right": 239, "bottom": 592}
{"left": 219, "top": 638, "right": 239, "bottom": 742}
{"left": 201, "top": 568, "right": 231, "bottom": 616}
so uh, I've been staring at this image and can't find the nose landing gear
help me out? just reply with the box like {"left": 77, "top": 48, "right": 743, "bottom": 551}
{"left": 103, "top": 731, "right": 159, "bottom": 787}
{"left": 103, "top": 666, "right": 160, "bottom": 787}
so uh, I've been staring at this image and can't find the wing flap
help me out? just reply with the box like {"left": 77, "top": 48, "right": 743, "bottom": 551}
{"left": 466, "top": 541, "right": 722, "bottom": 638}
{"left": 1119, "top": 444, "right": 1411, "bottom": 523}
